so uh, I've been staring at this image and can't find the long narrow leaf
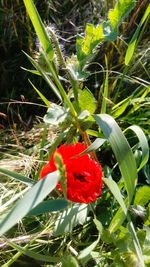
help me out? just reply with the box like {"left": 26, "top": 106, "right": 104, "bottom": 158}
{"left": 103, "top": 178, "right": 127, "bottom": 214}
{"left": 0, "top": 171, "right": 60, "bottom": 236}
{"left": 125, "top": 4, "right": 150, "bottom": 65}
{"left": 101, "top": 56, "right": 109, "bottom": 113}
{"left": 94, "top": 114, "right": 138, "bottom": 203}
{"left": 126, "top": 125, "right": 149, "bottom": 171}
{"left": 29, "top": 80, "right": 50, "bottom": 107}
{"left": 0, "top": 168, "right": 35, "bottom": 186}
{"left": 3, "top": 239, "right": 60, "bottom": 263}
{"left": 23, "top": 0, "right": 54, "bottom": 60}
{"left": 103, "top": 178, "right": 144, "bottom": 266}
{"left": 23, "top": 51, "right": 62, "bottom": 100}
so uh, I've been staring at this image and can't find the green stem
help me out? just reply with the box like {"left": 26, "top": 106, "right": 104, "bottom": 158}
{"left": 48, "top": 28, "right": 79, "bottom": 102}
{"left": 43, "top": 51, "right": 77, "bottom": 117}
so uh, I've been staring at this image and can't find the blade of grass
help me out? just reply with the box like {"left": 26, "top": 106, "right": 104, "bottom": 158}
{"left": 125, "top": 4, "right": 150, "bottom": 65}
{"left": 23, "top": 0, "right": 54, "bottom": 60}
{"left": 101, "top": 56, "right": 109, "bottom": 113}
{"left": 29, "top": 80, "right": 50, "bottom": 107}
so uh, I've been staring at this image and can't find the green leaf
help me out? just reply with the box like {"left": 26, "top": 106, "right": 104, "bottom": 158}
{"left": 134, "top": 186, "right": 150, "bottom": 207}
{"left": 78, "top": 138, "right": 106, "bottom": 156}
{"left": 76, "top": 0, "right": 136, "bottom": 69}
{"left": 108, "top": 0, "right": 136, "bottom": 30}
{"left": 94, "top": 114, "right": 138, "bottom": 203}
{"left": 3, "top": 238, "right": 60, "bottom": 263}
{"left": 78, "top": 218, "right": 102, "bottom": 264}
{"left": 102, "top": 179, "right": 144, "bottom": 266}
{"left": 103, "top": 178, "right": 127, "bottom": 215}
{"left": 54, "top": 204, "right": 88, "bottom": 236}
{"left": 44, "top": 103, "right": 68, "bottom": 125}
{"left": 125, "top": 4, "right": 150, "bottom": 65}
{"left": 62, "top": 255, "right": 79, "bottom": 267}
{"left": 78, "top": 235, "right": 100, "bottom": 262}
{"left": 78, "top": 88, "right": 97, "bottom": 114}
{"left": 23, "top": 0, "right": 54, "bottom": 60}
{"left": 126, "top": 125, "right": 149, "bottom": 171}
{"left": 101, "top": 55, "right": 109, "bottom": 113}
{"left": 0, "top": 171, "right": 60, "bottom": 236}
{"left": 23, "top": 51, "right": 62, "bottom": 100}
{"left": 111, "top": 96, "right": 131, "bottom": 118}
{"left": 29, "top": 80, "right": 50, "bottom": 107}
{"left": 28, "top": 199, "right": 68, "bottom": 216}
{"left": 0, "top": 168, "right": 35, "bottom": 186}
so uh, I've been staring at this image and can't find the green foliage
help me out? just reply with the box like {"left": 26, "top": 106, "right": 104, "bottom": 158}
{"left": 134, "top": 186, "right": 150, "bottom": 207}
{"left": 0, "top": 0, "right": 149, "bottom": 266}
{"left": 108, "top": 0, "right": 136, "bottom": 30}
{"left": 76, "top": 0, "right": 136, "bottom": 70}
{"left": 125, "top": 4, "right": 150, "bottom": 65}
{"left": 78, "top": 88, "right": 97, "bottom": 114}
{"left": 61, "top": 255, "right": 79, "bottom": 267}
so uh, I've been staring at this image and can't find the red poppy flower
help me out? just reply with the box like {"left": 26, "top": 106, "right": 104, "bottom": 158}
{"left": 40, "top": 142, "right": 102, "bottom": 203}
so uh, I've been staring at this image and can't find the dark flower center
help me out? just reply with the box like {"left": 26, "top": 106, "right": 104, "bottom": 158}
{"left": 74, "top": 173, "right": 86, "bottom": 182}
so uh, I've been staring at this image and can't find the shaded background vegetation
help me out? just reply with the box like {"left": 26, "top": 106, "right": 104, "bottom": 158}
{"left": 0, "top": 0, "right": 149, "bottom": 129}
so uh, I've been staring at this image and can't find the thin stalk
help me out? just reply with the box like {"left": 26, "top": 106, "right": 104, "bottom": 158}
{"left": 113, "top": 65, "right": 128, "bottom": 103}
{"left": 42, "top": 51, "right": 77, "bottom": 117}
{"left": 48, "top": 28, "right": 79, "bottom": 102}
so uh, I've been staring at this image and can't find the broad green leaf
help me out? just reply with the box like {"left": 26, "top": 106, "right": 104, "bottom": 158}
{"left": 94, "top": 114, "right": 138, "bottom": 203}
{"left": 28, "top": 199, "right": 68, "bottom": 216}
{"left": 134, "top": 186, "right": 150, "bottom": 207}
{"left": 78, "top": 88, "right": 97, "bottom": 114}
{"left": 0, "top": 171, "right": 60, "bottom": 236}
{"left": 0, "top": 168, "right": 35, "bottom": 186}
{"left": 62, "top": 255, "right": 79, "bottom": 267}
{"left": 29, "top": 80, "right": 50, "bottom": 107}
{"left": 126, "top": 125, "right": 149, "bottom": 171}
{"left": 108, "top": 0, "right": 136, "bottom": 29}
{"left": 23, "top": 0, "right": 54, "bottom": 60}
{"left": 125, "top": 4, "right": 150, "bottom": 65}
{"left": 44, "top": 103, "right": 68, "bottom": 125}
{"left": 54, "top": 204, "right": 88, "bottom": 236}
